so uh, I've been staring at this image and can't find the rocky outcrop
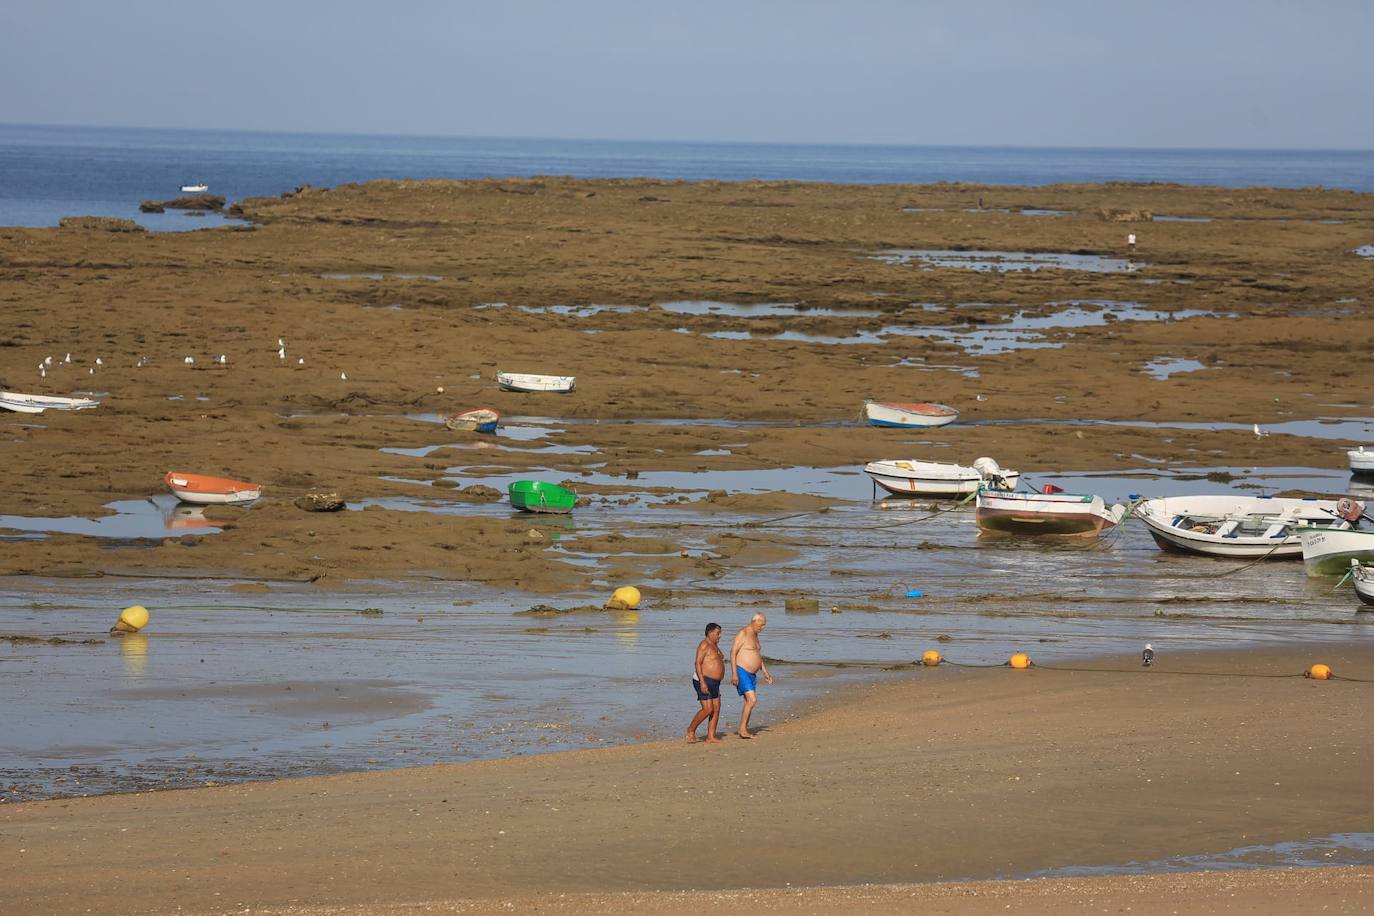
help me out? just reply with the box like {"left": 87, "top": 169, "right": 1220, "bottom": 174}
{"left": 1098, "top": 208, "right": 1153, "bottom": 222}
{"left": 58, "top": 216, "right": 145, "bottom": 232}
{"left": 139, "top": 194, "right": 226, "bottom": 213}
{"left": 294, "top": 491, "right": 346, "bottom": 512}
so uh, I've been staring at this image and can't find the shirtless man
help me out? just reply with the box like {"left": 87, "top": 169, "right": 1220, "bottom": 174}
{"left": 729, "top": 612, "right": 774, "bottom": 739}
{"left": 687, "top": 623, "right": 724, "bottom": 743}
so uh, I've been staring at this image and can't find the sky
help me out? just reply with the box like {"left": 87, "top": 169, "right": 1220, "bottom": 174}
{"left": 2, "top": 0, "right": 1371, "bottom": 149}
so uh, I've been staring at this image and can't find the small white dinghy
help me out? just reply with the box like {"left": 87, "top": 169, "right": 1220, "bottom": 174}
{"left": 180, "top": 182, "right": 209, "bottom": 193}
{"left": 1137, "top": 494, "right": 1359, "bottom": 560}
{"left": 864, "top": 400, "right": 960, "bottom": 429}
{"left": 496, "top": 372, "right": 576, "bottom": 393}
{"left": 1348, "top": 560, "right": 1374, "bottom": 607}
{"left": 0, "top": 391, "right": 100, "bottom": 414}
{"left": 1350, "top": 446, "right": 1374, "bottom": 477}
{"left": 864, "top": 456, "right": 1019, "bottom": 497}
{"left": 1297, "top": 523, "right": 1374, "bottom": 577}
{"left": 976, "top": 487, "right": 1127, "bottom": 538}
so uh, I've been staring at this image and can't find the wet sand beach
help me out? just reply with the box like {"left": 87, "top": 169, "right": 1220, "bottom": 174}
{"left": 4, "top": 645, "right": 1374, "bottom": 914}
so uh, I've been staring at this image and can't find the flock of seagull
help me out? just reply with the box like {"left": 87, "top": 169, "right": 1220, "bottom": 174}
{"left": 33, "top": 337, "right": 348, "bottom": 380}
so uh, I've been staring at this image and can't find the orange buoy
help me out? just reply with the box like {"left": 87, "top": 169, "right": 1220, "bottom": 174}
{"left": 1306, "top": 663, "right": 1332, "bottom": 680}
{"left": 921, "top": 650, "right": 943, "bottom": 667}
{"left": 1008, "top": 652, "right": 1033, "bottom": 669}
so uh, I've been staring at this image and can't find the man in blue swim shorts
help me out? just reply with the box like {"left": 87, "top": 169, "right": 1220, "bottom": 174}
{"left": 729, "top": 612, "right": 774, "bottom": 739}
{"left": 687, "top": 622, "right": 724, "bottom": 743}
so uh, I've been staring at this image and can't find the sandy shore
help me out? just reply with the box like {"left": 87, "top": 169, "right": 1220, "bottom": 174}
{"left": 4, "top": 643, "right": 1374, "bottom": 914}
{"left": 1, "top": 178, "right": 1371, "bottom": 586}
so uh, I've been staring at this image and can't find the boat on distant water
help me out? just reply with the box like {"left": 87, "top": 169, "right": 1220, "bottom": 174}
{"left": 863, "top": 400, "right": 959, "bottom": 428}
{"left": 509, "top": 480, "right": 577, "bottom": 514}
{"left": 164, "top": 471, "right": 262, "bottom": 505}
{"left": 0, "top": 391, "right": 100, "bottom": 414}
{"left": 180, "top": 182, "right": 208, "bottom": 193}
{"left": 496, "top": 372, "right": 576, "bottom": 393}
{"left": 1137, "top": 494, "right": 1360, "bottom": 560}
{"left": 976, "top": 487, "right": 1127, "bottom": 537}
{"left": 1351, "top": 446, "right": 1374, "bottom": 476}
{"left": 1297, "top": 524, "right": 1374, "bottom": 577}
{"left": 864, "top": 456, "right": 1018, "bottom": 497}
{"left": 444, "top": 407, "right": 501, "bottom": 433}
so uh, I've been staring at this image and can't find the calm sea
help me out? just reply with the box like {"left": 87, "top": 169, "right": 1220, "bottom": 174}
{"left": 1, "top": 123, "right": 1372, "bottom": 231}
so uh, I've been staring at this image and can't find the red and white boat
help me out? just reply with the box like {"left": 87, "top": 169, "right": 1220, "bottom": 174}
{"left": 976, "top": 486, "right": 1127, "bottom": 538}
{"left": 864, "top": 400, "right": 959, "bottom": 428}
{"left": 164, "top": 471, "right": 262, "bottom": 505}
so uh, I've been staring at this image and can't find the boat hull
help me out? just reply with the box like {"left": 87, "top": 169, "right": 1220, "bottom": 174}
{"left": 864, "top": 460, "right": 1020, "bottom": 497}
{"left": 0, "top": 391, "right": 100, "bottom": 413}
{"left": 164, "top": 472, "right": 262, "bottom": 506}
{"left": 496, "top": 373, "right": 575, "bottom": 393}
{"left": 509, "top": 481, "right": 577, "bottom": 514}
{"left": 975, "top": 491, "right": 1124, "bottom": 538}
{"left": 1355, "top": 565, "right": 1374, "bottom": 606}
{"left": 864, "top": 401, "right": 959, "bottom": 428}
{"left": 1298, "top": 527, "right": 1374, "bottom": 577}
{"left": 1138, "top": 495, "right": 1352, "bottom": 560}
{"left": 1351, "top": 448, "right": 1374, "bottom": 476}
{"left": 445, "top": 408, "right": 501, "bottom": 433}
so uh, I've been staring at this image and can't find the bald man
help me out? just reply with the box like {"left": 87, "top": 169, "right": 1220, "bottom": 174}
{"left": 729, "top": 612, "right": 774, "bottom": 739}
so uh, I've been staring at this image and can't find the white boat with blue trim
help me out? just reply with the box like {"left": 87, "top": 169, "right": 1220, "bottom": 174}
{"left": 863, "top": 400, "right": 959, "bottom": 428}
{"left": 1137, "top": 494, "right": 1361, "bottom": 560}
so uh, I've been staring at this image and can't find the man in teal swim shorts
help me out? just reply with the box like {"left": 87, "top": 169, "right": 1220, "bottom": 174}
{"left": 729, "top": 612, "right": 773, "bottom": 739}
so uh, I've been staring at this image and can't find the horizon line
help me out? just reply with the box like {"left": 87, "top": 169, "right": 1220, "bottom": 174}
{"left": 4, "top": 120, "right": 1373, "bottom": 156}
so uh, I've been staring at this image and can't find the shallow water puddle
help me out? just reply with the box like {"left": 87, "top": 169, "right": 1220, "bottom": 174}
{"left": 321, "top": 272, "right": 443, "bottom": 281}
{"left": 659, "top": 300, "right": 883, "bottom": 318}
{"left": 1027, "top": 832, "right": 1374, "bottom": 878}
{"left": 969, "top": 416, "right": 1374, "bottom": 441}
{"left": 0, "top": 495, "right": 222, "bottom": 540}
{"left": 1144, "top": 357, "right": 1207, "bottom": 379}
{"left": 874, "top": 248, "right": 1142, "bottom": 273}
{"left": 1152, "top": 214, "right": 1215, "bottom": 222}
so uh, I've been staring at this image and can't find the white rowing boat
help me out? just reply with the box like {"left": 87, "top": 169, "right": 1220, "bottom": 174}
{"left": 496, "top": 372, "right": 576, "bottom": 393}
{"left": 864, "top": 456, "right": 1019, "bottom": 497}
{"left": 863, "top": 400, "right": 960, "bottom": 428}
{"left": 0, "top": 391, "right": 100, "bottom": 414}
{"left": 180, "top": 182, "right": 209, "bottom": 193}
{"left": 976, "top": 488, "right": 1127, "bottom": 538}
{"left": 1137, "top": 494, "right": 1360, "bottom": 560}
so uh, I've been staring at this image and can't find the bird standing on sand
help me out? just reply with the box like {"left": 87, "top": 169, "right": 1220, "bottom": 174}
{"left": 340, "top": 372, "right": 347, "bottom": 381}
{"left": 64, "top": 353, "right": 71, "bottom": 364}
{"left": 1253, "top": 424, "right": 1269, "bottom": 438}
{"left": 278, "top": 346, "right": 286, "bottom": 360}
{"left": 95, "top": 358, "right": 103, "bottom": 366}
{"left": 1142, "top": 643, "right": 1155, "bottom": 667}
{"left": 218, "top": 354, "right": 227, "bottom": 365}
{"left": 184, "top": 356, "right": 195, "bottom": 365}
{"left": 297, "top": 357, "right": 304, "bottom": 365}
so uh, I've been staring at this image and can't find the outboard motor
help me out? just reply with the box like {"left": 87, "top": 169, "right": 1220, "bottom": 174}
{"left": 1336, "top": 498, "right": 1366, "bottom": 527}
{"left": 973, "top": 456, "right": 1011, "bottom": 491}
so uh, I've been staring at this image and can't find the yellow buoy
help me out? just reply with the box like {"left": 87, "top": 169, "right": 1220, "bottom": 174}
{"left": 922, "top": 650, "right": 943, "bottom": 667}
{"left": 1008, "top": 652, "right": 1033, "bottom": 669}
{"left": 111, "top": 604, "right": 149, "bottom": 635}
{"left": 605, "top": 586, "right": 641, "bottom": 611}
{"left": 1306, "top": 663, "right": 1332, "bottom": 680}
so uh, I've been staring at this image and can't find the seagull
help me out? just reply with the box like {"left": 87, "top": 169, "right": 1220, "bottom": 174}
{"left": 64, "top": 353, "right": 71, "bottom": 364}
{"left": 218, "top": 354, "right": 227, "bottom": 365}
{"left": 278, "top": 347, "right": 286, "bottom": 360}
{"left": 297, "top": 357, "right": 304, "bottom": 365}
{"left": 88, "top": 368, "right": 94, "bottom": 375}
{"left": 95, "top": 358, "right": 103, "bottom": 366}
{"left": 1253, "top": 424, "right": 1269, "bottom": 438}
{"left": 184, "top": 356, "right": 195, "bottom": 365}
{"left": 44, "top": 356, "right": 53, "bottom": 366}
{"left": 340, "top": 372, "right": 348, "bottom": 381}
{"left": 135, "top": 357, "right": 144, "bottom": 368}
{"left": 278, "top": 337, "right": 285, "bottom": 348}
{"left": 39, "top": 367, "right": 46, "bottom": 378}
{"left": 1142, "top": 643, "right": 1154, "bottom": 667}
